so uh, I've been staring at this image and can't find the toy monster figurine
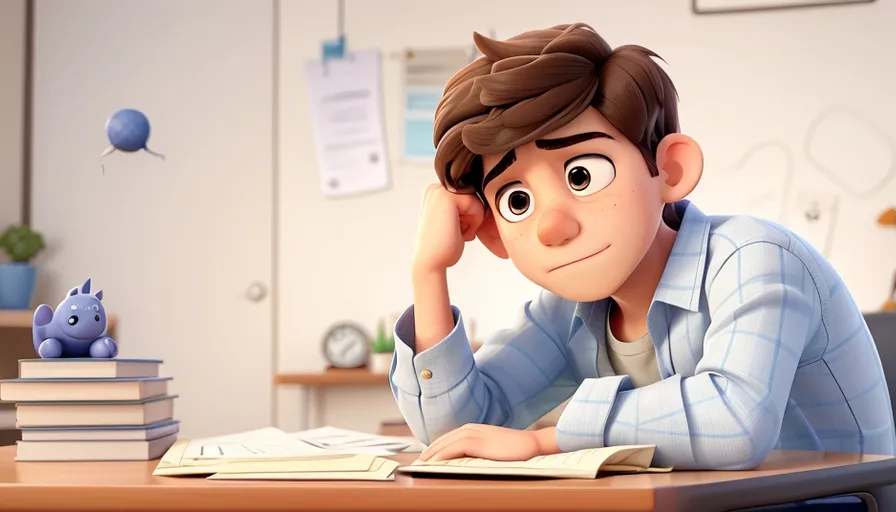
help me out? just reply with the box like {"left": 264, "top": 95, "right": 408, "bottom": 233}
{"left": 32, "top": 278, "right": 118, "bottom": 359}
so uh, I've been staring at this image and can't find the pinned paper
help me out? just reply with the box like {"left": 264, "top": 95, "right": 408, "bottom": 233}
{"left": 304, "top": 49, "right": 390, "bottom": 198}
{"left": 401, "top": 47, "right": 472, "bottom": 162}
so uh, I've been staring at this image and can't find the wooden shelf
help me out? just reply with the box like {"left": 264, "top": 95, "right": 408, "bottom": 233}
{"left": 274, "top": 368, "right": 389, "bottom": 386}
{"left": 0, "top": 311, "right": 117, "bottom": 332}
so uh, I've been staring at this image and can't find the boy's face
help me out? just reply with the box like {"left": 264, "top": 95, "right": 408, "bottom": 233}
{"left": 480, "top": 107, "right": 666, "bottom": 302}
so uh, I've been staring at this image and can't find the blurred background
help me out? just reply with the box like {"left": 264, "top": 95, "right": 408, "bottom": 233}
{"left": 0, "top": 0, "right": 894, "bottom": 443}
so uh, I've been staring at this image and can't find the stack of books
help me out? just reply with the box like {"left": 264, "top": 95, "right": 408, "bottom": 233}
{"left": 0, "top": 358, "right": 179, "bottom": 461}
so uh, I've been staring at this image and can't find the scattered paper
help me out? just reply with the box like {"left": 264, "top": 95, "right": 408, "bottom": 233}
{"left": 181, "top": 427, "right": 326, "bottom": 460}
{"left": 207, "top": 458, "right": 400, "bottom": 481}
{"left": 153, "top": 428, "right": 393, "bottom": 479}
{"left": 304, "top": 49, "right": 390, "bottom": 198}
{"left": 291, "top": 426, "right": 425, "bottom": 454}
{"left": 401, "top": 47, "right": 471, "bottom": 161}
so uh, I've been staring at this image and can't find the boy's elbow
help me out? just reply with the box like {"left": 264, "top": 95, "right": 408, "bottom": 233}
{"left": 694, "top": 407, "right": 780, "bottom": 470}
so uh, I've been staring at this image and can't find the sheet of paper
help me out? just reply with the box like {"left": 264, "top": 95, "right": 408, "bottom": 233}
{"left": 786, "top": 187, "right": 840, "bottom": 257}
{"left": 401, "top": 47, "right": 472, "bottom": 162}
{"left": 291, "top": 427, "right": 414, "bottom": 453}
{"left": 207, "top": 458, "right": 399, "bottom": 481}
{"left": 182, "top": 427, "right": 326, "bottom": 460}
{"left": 154, "top": 437, "right": 374, "bottom": 477}
{"left": 304, "top": 49, "right": 390, "bottom": 198}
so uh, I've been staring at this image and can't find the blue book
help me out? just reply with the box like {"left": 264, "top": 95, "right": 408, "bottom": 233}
{"left": 18, "top": 358, "right": 163, "bottom": 380}
{"left": 15, "top": 394, "right": 179, "bottom": 427}
{"left": 0, "top": 376, "right": 172, "bottom": 403}
{"left": 20, "top": 419, "right": 180, "bottom": 442}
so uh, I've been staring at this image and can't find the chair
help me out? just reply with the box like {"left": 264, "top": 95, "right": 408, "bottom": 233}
{"left": 865, "top": 311, "right": 896, "bottom": 422}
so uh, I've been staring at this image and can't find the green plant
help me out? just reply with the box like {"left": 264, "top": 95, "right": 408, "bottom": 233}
{"left": 0, "top": 224, "right": 45, "bottom": 263}
{"left": 371, "top": 319, "right": 395, "bottom": 354}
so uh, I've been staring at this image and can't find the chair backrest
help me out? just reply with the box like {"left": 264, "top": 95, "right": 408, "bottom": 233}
{"left": 865, "top": 311, "right": 896, "bottom": 419}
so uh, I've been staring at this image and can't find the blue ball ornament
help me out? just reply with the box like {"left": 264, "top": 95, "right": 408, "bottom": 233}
{"left": 100, "top": 108, "right": 165, "bottom": 172}
{"left": 107, "top": 109, "right": 151, "bottom": 152}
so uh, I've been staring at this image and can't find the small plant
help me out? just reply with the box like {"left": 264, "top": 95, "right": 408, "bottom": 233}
{"left": 0, "top": 225, "right": 45, "bottom": 263}
{"left": 371, "top": 319, "right": 395, "bottom": 354}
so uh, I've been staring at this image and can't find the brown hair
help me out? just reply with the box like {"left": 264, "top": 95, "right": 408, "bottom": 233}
{"left": 433, "top": 23, "right": 679, "bottom": 201}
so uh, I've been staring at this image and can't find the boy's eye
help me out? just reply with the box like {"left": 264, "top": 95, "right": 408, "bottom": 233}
{"left": 497, "top": 186, "right": 534, "bottom": 223}
{"left": 565, "top": 154, "right": 616, "bottom": 197}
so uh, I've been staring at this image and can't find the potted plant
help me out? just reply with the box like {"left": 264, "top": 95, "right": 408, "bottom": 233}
{"left": 369, "top": 319, "right": 395, "bottom": 374}
{"left": 0, "top": 224, "right": 45, "bottom": 310}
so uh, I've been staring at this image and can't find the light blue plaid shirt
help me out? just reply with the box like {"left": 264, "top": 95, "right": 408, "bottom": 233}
{"left": 389, "top": 201, "right": 896, "bottom": 470}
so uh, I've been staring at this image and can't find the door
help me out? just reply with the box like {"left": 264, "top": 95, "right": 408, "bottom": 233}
{"left": 31, "top": 0, "right": 274, "bottom": 438}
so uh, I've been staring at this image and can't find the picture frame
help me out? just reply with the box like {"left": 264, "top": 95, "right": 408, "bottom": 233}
{"left": 692, "top": 0, "right": 875, "bottom": 15}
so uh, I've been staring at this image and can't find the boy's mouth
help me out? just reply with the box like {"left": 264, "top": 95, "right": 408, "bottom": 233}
{"left": 548, "top": 244, "right": 611, "bottom": 272}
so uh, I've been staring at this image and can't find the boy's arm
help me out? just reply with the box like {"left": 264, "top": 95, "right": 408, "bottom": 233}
{"left": 388, "top": 290, "right": 580, "bottom": 445}
{"left": 556, "top": 242, "right": 822, "bottom": 470}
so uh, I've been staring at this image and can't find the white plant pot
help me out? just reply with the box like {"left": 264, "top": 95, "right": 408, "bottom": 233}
{"left": 369, "top": 353, "right": 393, "bottom": 374}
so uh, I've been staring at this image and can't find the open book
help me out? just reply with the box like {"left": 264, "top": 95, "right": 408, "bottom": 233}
{"left": 397, "top": 445, "right": 672, "bottom": 479}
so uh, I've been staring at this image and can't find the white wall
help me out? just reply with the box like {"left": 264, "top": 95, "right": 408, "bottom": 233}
{"left": 276, "top": 0, "right": 896, "bottom": 430}
{"left": 0, "top": 0, "right": 26, "bottom": 232}
{"left": 23, "top": 0, "right": 896, "bottom": 434}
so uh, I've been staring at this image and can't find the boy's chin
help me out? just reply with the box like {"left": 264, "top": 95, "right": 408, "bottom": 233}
{"left": 541, "top": 277, "right": 622, "bottom": 304}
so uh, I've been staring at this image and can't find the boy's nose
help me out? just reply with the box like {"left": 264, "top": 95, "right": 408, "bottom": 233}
{"left": 537, "top": 207, "right": 580, "bottom": 247}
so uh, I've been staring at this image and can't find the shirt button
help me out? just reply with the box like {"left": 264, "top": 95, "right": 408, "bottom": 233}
{"left": 420, "top": 369, "right": 433, "bottom": 380}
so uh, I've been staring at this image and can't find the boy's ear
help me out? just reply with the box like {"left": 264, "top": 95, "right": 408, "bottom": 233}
{"left": 655, "top": 133, "right": 703, "bottom": 203}
{"left": 476, "top": 210, "right": 509, "bottom": 259}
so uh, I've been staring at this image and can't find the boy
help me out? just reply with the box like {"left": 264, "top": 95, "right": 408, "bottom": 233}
{"left": 388, "top": 23, "right": 895, "bottom": 470}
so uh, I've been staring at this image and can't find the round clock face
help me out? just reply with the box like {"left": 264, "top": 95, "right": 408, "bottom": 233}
{"left": 322, "top": 323, "right": 370, "bottom": 369}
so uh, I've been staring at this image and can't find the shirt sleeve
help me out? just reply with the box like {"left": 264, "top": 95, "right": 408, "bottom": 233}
{"left": 389, "top": 290, "right": 580, "bottom": 445}
{"left": 555, "top": 241, "right": 821, "bottom": 470}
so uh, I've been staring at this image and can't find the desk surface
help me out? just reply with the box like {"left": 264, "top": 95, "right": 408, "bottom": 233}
{"left": 274, "top": 368, "right": 389, "bottom": 386}
{"left": 0, "top": 447, "right": 894, "bottom": 512}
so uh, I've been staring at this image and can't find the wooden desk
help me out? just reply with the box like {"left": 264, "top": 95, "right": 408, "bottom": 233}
{"left": 274, "top": 368, "right": 389, "bottom": 430}
{"left": 1, "top": 447, "right": 894, "bottom": 512}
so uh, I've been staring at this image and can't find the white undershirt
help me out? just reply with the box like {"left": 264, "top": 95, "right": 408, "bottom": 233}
{"left": 605, "top": 304, "right": 662, "bottom": 388}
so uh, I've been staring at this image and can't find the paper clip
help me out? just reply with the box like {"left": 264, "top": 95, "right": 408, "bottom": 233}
{"left": 321, "top": 34, "right": 347, "bottom": 76}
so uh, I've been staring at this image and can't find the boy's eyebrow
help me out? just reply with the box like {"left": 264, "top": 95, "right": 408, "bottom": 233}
{"left": 482, "top": 149, "right": 517, "bottom": 190}
{"left": 535, "top": 131, "right": 614, "bottom": 150}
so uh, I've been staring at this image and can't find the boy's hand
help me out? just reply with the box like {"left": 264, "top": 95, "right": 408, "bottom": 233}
{"left": 412, "top": 183, "right": 486, "bottom": 273}
{"left": 418, "top": 424, "right": 559, "bottom": 462}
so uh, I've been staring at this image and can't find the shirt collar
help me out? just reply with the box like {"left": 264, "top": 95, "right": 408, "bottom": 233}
{"left": 651, "top": 200, "right": 712, "bottom": 312}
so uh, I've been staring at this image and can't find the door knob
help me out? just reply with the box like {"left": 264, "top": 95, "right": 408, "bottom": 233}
{"left": 245, "top": 282, "right": 268, "bottom": 302}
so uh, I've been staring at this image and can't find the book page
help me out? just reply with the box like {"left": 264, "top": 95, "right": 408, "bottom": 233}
{"left": 409, "top": 445, "right": 655, "bottom": 473}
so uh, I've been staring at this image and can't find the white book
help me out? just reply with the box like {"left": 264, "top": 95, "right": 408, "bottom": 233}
{"left": 16, "top": 432, "right": 178, "bottom": 461}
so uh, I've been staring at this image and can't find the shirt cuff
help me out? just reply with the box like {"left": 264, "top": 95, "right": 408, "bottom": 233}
{"left": 390, "top": 304, "right": 475, "bottom": 399}
{"left": 555, "top": 375, "right": 632, "bottom": 452}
